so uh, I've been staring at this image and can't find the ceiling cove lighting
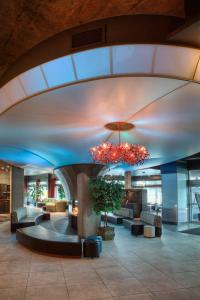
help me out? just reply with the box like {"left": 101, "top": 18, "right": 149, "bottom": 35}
{"left": 90, "top": 122, "right": 149, "bottom": 165}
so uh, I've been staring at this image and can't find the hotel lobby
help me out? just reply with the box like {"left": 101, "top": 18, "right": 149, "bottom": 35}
{"left": 1, "top": 0, "right": 200, "bottom": 299}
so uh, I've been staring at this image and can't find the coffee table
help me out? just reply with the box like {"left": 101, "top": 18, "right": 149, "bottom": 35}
{"left": 131, "top": 223, "right": 144, "bottom": 236}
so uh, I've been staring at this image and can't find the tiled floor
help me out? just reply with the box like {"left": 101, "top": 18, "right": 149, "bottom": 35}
{"left": 0, "top": 221, "right": 200, "bottom": 300}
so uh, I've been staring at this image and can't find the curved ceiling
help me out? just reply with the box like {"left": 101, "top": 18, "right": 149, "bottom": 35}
{"left": 0, "top": 0, "right": 184, "bottom": 78}
{"left": 1, "top": 44, "right": 200, "bottom": 114}
{"left": 1, "top": 43, "right": 200, "bottom": 170}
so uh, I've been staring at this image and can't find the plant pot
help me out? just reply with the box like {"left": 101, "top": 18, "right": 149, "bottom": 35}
{"left": 97, "top": 226, "right": 115, "bottom": 241}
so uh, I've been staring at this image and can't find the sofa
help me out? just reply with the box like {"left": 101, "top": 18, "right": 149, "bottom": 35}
{"left": 37, "top": 199, "right": 68, "bottom": 212}
{"left": 101, "top": 207, "right": 134, "bottom": 225}
{"left": 101, "top": 213, "right": 123, "bottom": 225}
{"left": 114, "top": 207, "right": 134, "bottom": 219}
{"left": 11, "top": 207, "right": 45, "bottom": 233}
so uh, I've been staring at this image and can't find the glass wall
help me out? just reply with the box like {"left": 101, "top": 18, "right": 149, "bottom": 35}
{"left": 132, "top": 176, "right": 162, "bottom": 212}
{"left": 188, "top": 170, "right": 200, "bottom": 222}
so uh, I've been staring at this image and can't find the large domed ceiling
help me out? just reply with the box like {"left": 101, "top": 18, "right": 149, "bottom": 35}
{"left": 0, "top": 44, "right": 200, "bottom": 171}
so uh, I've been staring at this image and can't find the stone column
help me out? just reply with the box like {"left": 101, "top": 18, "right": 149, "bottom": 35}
{"left": 57, "top": 164, "right": 104, "bottom": 237}
{"left": 77, "top": 172, "right": 101, "bottom": 237}
{"left": 11, "top": 166, "right": 24, "bottom": 211}
{"left": 161, "top": 162, "right": 188, "bottom": 224}
{"left": 125, "top": 171, "right": 132, "bottom": 189}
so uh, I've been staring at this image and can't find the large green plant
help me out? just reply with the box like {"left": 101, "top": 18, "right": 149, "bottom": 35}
{"left": 89, "top": 176, "right": 124, "bottom": 227}
{"left": 58, "top": 184, "right": 65, "bottom": 199}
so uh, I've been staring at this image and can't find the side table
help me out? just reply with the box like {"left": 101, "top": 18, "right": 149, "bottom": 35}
{"left": 70, "top": 214, "right": 77, "bottom": 230}
{"left": 43, "top": 212, "right": 50, "bottom": 221}
{"left": 131, "top": 223, "right": 144, "bottom": 236}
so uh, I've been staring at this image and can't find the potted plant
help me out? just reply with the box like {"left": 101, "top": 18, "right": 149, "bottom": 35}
{"left": 89, "top": 176, "right": 124, "bottom": 240}
{"left": 29, "top": 183, "right": 44, "bottom": 204}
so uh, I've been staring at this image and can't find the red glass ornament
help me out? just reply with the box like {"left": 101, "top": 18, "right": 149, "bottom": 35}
{"left": 90, "top": 142, "right": 149, "bottom": 166}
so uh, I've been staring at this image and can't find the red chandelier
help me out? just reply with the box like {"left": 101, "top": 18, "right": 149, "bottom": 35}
{"left": 89, "top": 122, "right": 149, "bottom": 165}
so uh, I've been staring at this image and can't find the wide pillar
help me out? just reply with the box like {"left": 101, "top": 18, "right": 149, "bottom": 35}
{"left": 77, "top": 172, "right": 101, "bottom": 237}
{"left": 11, "top": 166, "right": 24, "bottom": 211}
{"left": 161, "top": 162, "right": 188, "bottom": 224}
{"left": 48, "top": 174, "right": 56, "bottom": 198}
{"left": 57, "top": 164, "right": 104, "bottom": 237}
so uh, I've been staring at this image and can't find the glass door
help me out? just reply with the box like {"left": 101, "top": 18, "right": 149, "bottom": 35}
{"left": 188, "top": 169, "right": 200, "bottom": 222}
{"left": 190, "top": 186, "right": 200, "bottom": 222}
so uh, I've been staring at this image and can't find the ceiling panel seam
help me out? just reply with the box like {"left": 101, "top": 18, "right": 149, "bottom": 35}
{"left": 71, "top": 55, "right": 78, "bottom": 80}
{"left": 8, "top": 145, "right": 55, "bottom": 167}
{"left": 192, "top": 54, "right": 200, "bottom": 80}
{"left": 40, "top": 65, "right": 49, "bottom": 89}
{"left": 18, "top": 76, "right": 28, "bottom": 97}
{"left": 109, "top": 47, "right": 113, "bottom": 75}
{"left": 151, "top": 45, "right": 157, "bottom": 74}
{"left": 126, "top": 81, "right": 190, "bottom": 123}
{"left": 105, "top": 81, "right": 190, "bottom": 143}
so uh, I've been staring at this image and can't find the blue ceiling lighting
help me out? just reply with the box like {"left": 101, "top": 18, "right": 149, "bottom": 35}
{"left": 0, "top": 146, "right": 52, "bottom": 167}
{"left": 73, "top": 47, "right": 110, "bottom": 80}
{"left": 42, "top": 56, "right": 76, "bottom": 88}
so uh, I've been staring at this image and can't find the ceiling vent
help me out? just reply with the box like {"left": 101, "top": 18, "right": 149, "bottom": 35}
{"left": 71, "top": 27, "right": 105, "bottom": 49}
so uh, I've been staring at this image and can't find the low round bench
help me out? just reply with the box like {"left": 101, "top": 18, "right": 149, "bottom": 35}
{"left": 16, "top": 225, "right": 82, "bottom": 257}
{"left": 144, "top": 225, "right": 155, "bottom": 238}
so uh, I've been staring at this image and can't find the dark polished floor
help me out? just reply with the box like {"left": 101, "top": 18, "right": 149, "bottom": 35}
{"left": 0, "top": 216, "right": 200, "bottom": 300}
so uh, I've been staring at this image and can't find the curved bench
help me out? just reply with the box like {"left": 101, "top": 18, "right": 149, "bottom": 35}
{"left": 16, "top": 225, "right": 82, "bottom": 257}
{"left": 11, "top": 207, "right": 46, "bottom": 233}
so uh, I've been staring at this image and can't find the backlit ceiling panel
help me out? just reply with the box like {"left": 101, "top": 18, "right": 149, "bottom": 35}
{"left": 1, "top": 44, "right": 200, "bottom": 114}
{"left": 1, "top": 44, "right": 200, "bottom": 170}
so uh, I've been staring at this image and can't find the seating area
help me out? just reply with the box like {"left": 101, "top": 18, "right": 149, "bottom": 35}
{"left": 101, "top": 205, "right": 134, "bottom": 225}
{"left": 130, "top": 211, "right": 162, "bottom": 237}
{"left": 16, "top": 225, "right": 82, "bottom": 257}
{"left": 2, "top": 2, "right": 200, "bottom": 298}
{"left": 15, "top": 211, "right": 103, "bottom": 257}
{"left": 101, "top": 207, "right": 162, "bottom": 238}
{"left": 11, "top": 207, "right": 46, "bottom": 233}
